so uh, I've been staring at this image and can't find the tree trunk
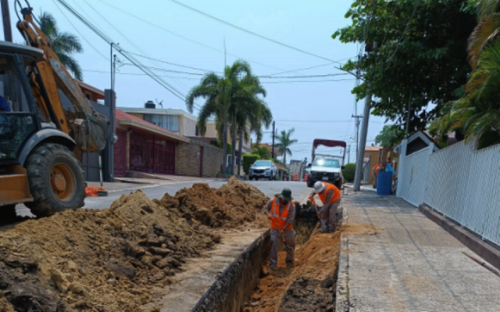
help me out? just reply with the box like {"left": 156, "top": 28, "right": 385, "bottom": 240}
{"left": 222, "top": 113, "right": 228, "bottom": 175}
{"left": 231, "top": 114, "right": 237, "bottom": 175}
{"left": 237, "top": 127, "right": 243, "bottom": 176}
{"left": 283, "top": 152, "right": 287, "bottom": 167}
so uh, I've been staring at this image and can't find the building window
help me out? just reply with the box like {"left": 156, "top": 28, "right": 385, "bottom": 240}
{"left": 144, "top": 114, "right": 179, "bottom": 132}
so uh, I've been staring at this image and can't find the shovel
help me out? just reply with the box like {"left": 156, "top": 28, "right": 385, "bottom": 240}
{"left": 277, "top": 225, "right": 293, "bottom": 250}
{"left": 310, "top": 196, "right": 327, "bottom": 233}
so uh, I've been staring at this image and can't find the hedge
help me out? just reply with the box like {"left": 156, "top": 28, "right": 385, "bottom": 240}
{"left": 243, "top": 154, "right": 260, "bottom": 174}
{"left": 342, "top": 163, "right": 356, "bottom": 183}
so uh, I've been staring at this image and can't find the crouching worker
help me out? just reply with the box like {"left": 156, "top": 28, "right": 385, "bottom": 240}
{"left": 310, "top": 181, "right": 341, "bottom": 233}
{"left": 264, "top": 188, "right": 296, "bottom": 270}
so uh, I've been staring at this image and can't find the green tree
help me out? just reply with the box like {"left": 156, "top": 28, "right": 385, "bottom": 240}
{"left": 275, "top": 128, "right": 298, "bottom": 165}
{"left": 252, "top": 146, "right": 271, "bottom": 160}
{"left": 431, "top": 0, "right": 500, "bottom": 148}
{"left": 187, "top": 60, "right": 268, "bottom": 174}
{"left": 333, "top": 0, "right": 477, "bottom": 132}
{"left": 375, "top": 125, "right": 404, "bottom": 148}
{"left": 39, "top": 12, "right": 84, "bottom": 80}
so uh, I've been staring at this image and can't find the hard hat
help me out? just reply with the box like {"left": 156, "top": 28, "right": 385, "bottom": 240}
{"left": 314, "top": 181, "right": 325, "bottom": 193}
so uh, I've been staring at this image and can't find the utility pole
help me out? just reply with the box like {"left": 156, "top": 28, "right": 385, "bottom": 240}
{"left": 271, "top": 121, "right": 276, "bottom": 159}
{"left": 347, "top": 144, "right": 351, "bottom": 164}
{"left": 353, "top": 86, "right": 373, "bottom": 191}
{"left": 1, "top": 0, "right": 12, "bottom": 42}
{"left": 352, "top": 114, "right": 363, "bottom": 157}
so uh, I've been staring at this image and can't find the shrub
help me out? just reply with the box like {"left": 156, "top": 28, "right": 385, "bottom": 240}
{"left": 243, "top": 154, "right": 260, "bottom": 174}
{"left": 342, "top": 163, "right": 356, "bottom": 182}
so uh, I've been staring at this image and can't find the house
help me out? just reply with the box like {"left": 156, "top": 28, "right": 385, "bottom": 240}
{"left": 394, "top": 131, "right": 440, "bottom": 156}
{"left": 119, "top": 104, "right": 253, "bottom": 174}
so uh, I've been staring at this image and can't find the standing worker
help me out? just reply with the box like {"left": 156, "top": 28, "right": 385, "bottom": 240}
{"left": 264, "top": 188, "right": 296, "bottom": 270}
{"left": 310, "top": 181, "right": 341, "bottom": 233}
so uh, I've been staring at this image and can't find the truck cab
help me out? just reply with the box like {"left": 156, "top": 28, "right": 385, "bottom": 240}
{"left": 306, "top": 156, "right": 344, "bottom": 189}
{"left": 306, "top": 139, "right": 347, "bottom": 190}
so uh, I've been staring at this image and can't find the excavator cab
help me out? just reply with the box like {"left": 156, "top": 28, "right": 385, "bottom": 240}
{"left": 0, "top": 41, "right": 85, "bottom": 218}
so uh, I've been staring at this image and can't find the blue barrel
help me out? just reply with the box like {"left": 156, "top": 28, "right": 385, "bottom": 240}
{"left": 377, "top": 171, "right": 393, "bottom": 195}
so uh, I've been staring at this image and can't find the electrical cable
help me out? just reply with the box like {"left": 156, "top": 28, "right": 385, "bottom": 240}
{"left": 96, "top": 0, "right": 285, "bottom": 71}
{"left": 56, "top": 0, "right": 196, "bottom": 109}
{"left": 167, "top": 0, "right": 342, "bottom": 64}
{"left": 52, "top": 0, "right": 109, "bottom": 60}
{"left": 125, "top": 51, "right": 222, "bottom": 73}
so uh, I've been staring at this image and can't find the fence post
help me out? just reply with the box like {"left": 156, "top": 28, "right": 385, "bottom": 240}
{"left": 396, "top": 139, "right": 408, "bottom": 198}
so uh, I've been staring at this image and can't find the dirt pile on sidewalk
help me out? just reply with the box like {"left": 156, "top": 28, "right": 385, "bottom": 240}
{"left": 0, "top": 190, "right": 219, "bottom": 312}
{"left": 158, "top": 177, "right": 269, "bottom": 228}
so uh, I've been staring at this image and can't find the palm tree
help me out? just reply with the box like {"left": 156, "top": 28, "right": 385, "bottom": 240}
{"left": 467, "top": 0, "right": 500, "bottom": 68}
{"left": 39, "top": 12, "right": 84, "bottom": 80}
{"left": 186, "top": 60, "right": 260, "bottom": 175}
{"left": 228, "top": 73, "right": 272, "bottom": 175}
{"left": 275, "top": 128, "right": 298, "bottom": 166}
{"left": 431, "top": 38, "right": 500, "bottom": 148}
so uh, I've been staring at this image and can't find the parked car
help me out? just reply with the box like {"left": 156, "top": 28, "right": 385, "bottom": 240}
{"left": 249, "top": 160, "right": 277, "bottom": 180}
{"left": 306, "top": 157, "right": 344, "bottom": 189}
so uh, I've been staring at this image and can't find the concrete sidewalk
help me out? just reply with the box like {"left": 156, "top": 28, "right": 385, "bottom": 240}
{"left": 337, "top": 193, "right": 500, "bottom": 312}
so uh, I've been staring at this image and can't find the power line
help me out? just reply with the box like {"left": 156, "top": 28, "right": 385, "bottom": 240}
{"left": 267, "top": 58, "right": 356, "bottom": 77}
{"left": 125, "top": 51, "right": 222, "bottom": 73}
{"left": 53, "top": 0, "right": 109, "bottom": 61}
{"left": 262, "top": 79, "right": 355, "bottom": 84}
{"left": 167, "top": 0, "right": 341, "bottom": 64}
{"left": 56, "top": 0, "right": 196, "bottom": 109}
{"left": 96, "top": 0, "right": 285, "bottom": 71}
{"left": 259, "top": 73, "right": 350, "bottom": 79}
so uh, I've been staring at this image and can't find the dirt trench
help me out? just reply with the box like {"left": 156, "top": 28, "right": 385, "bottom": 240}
{"left": 240, "top": 207, "right": 343, "bottom": 312}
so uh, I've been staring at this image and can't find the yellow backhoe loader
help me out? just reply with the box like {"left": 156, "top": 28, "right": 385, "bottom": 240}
{"left": 0, "top": 1, "right": 108, "bottom": 217}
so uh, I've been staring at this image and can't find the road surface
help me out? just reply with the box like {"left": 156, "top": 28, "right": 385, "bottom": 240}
{"left": 12, "top": 180, "right": 312, "bottom": 219}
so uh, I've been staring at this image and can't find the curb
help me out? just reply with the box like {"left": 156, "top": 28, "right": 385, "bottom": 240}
{"left": 335, "top": 204, "right": 351, "bottom": 312}
{"left": 419, "top": 204, "right": 500, "bottom": 271}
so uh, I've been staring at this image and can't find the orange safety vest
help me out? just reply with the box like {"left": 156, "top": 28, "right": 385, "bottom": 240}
{"left": 269, "top": 197, "right": 293, "bottom": 231}
{"left": 318, "top": 182, "right": 340, "bottom": 205}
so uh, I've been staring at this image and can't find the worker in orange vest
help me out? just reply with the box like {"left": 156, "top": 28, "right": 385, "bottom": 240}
{"left": 264, "top": 188, "right": 296, "bottom": 270}
{"left": 310, "top": 181, "right": 341, "bottom": 233}
{"left": 372, "top": 162, "right": 386, "bottom": 188}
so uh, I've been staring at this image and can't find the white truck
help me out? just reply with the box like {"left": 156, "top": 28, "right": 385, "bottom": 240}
{"left": 305, "top": 139, "right": 346, "bottom": 189}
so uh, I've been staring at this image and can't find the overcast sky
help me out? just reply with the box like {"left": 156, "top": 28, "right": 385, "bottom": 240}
{"left": 5, "top": 0, "right": 387, "bottom": 163}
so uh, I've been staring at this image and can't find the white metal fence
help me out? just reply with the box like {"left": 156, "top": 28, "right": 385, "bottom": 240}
{"left": 398, "top": 141, "right": 500, "bottom": 246}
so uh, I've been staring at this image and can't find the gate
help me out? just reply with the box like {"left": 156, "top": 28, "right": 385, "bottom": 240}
{"left": 114, "top": 130, "right": 127, "bottom": 177}
{"left": 154, "top": 138, "right": 176, "bottom": 174}
{"left": 129, "top": 131, "right": 175, "bottom": 174}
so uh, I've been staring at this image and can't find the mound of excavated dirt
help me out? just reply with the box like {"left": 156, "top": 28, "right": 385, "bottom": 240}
{"left": 0, "top": 190, "right": 219, "bottom": 312}
{"left": 158, "top": 177, "right": 269, "bottom": 228}
{"left": 0, "top": 178, "right": 269, "bottom": 312}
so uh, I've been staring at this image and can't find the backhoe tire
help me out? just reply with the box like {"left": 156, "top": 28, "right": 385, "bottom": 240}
{"left": 25, "top": 143, "right": 86, "bottom": 217}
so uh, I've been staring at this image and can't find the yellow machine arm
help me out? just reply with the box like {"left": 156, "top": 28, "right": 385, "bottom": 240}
{"left": 15, "top": 3, "right": 108, "bottom": 157}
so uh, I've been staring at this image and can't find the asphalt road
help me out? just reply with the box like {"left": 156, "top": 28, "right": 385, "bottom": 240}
{"left": 12, "top": 180, "right": 312, "bottom": 219}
